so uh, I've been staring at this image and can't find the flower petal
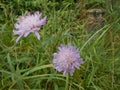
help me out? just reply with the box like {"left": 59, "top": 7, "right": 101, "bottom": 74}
{"left": 37, "top": 16, "right": 47, "bottom": 26}
{"left": 24, "top": 32, "right": 30, "bottom": 37}
{"left": 35, "top": 31, "right": 40, "bottom": 40}
{"left": 15, "top": 35, "right": 22, "bottom": 43}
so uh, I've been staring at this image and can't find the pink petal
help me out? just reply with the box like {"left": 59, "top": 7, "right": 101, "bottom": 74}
{"left": 35, "top": 32, "right": 40, "bottom": 40}
{"left": 16, "top": 35, "right": 22, "bottom": 43}
{"left": 37, "top": 16, "right": 46, "bottom": 26}
{"left": 24, "top": 32, "right": 30, "bottom": 37}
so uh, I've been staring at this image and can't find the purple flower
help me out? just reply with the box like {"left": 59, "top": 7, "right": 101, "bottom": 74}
{"left": 13, "top": 11, "right": 46, "bottom": 42}
{"left": 53, "top": 44, "right": 83, "bottom": 76}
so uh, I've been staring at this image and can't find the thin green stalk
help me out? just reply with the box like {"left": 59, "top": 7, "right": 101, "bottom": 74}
{"left": 65, "top": 74, "right": 69, "bottom": 90}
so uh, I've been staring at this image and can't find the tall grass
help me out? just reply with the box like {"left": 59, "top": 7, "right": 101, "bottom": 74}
{"left": 0, "top": 0, "right": 120, "bottom": 90}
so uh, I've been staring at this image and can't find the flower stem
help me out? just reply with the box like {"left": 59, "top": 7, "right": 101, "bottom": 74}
{"left": 65, "top": 74, "right": 69, "bottom": 90}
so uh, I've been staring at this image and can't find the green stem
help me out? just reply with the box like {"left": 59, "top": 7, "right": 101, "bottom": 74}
{"left": 65, "top": 74, "right": 69, "bottom": 90}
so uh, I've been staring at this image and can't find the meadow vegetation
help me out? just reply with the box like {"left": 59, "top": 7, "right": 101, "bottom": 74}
{"left": 0, "top": 0, "right": 120, "bottom": 90}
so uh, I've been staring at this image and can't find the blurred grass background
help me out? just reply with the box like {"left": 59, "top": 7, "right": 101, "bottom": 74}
{"left": 0, "top": 0, "right": 120, "bottom": 90}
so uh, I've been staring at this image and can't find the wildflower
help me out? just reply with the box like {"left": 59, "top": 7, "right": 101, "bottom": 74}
{"left": 53, "top": 44, "right": 83, "bottom": 76}
{"left": 13, "top": 11, "right": 46, "bottom": 42}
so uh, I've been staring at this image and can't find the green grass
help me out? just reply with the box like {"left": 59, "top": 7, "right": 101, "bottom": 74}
{"left": 0, "top": 0, "right": 120, "bottom": 90}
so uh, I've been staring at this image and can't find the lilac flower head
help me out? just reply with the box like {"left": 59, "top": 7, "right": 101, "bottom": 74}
{"left": 13, "top": 11, "right": 46, "bottom": 42}
{"left": 53, "top": 44, "right": 83, "bottom": 76}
